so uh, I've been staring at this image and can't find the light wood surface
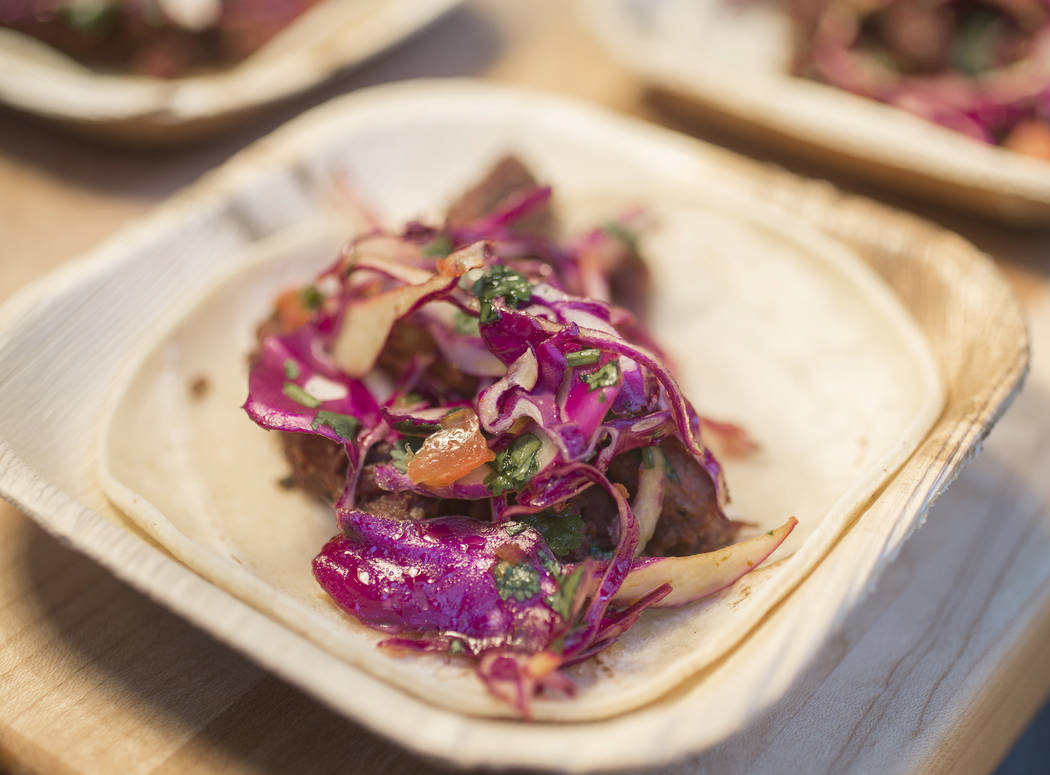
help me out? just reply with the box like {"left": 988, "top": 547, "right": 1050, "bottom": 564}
{"left": 1, "top": 2, "right": 1049, "bottom": 774}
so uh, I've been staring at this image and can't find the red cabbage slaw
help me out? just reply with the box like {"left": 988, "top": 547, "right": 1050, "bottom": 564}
{"left": 243, "top": 180, "right": 795, "bottom": 714}
{"left": 1, "top": 1, "right": 319, "bottom": 77}
{"left": 789, "top": 0, "right": 1050, "bottom": 153}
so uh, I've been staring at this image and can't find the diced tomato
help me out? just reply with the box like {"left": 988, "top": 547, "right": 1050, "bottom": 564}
{"left": 275, "top": 287, "right": 313, "bottom": 331}
{"left": 1003, "top": 120, "right": 1050, "bottom": 161}
{"left": 406, "top": 408, "right": 496, "bottom": 487}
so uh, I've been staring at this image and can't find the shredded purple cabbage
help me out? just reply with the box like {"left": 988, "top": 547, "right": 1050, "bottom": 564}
{"left": 242, "top": 172, "right": 766, "bottom": 714}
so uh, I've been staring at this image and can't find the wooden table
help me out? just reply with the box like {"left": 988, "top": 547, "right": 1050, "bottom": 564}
{"left": 2, "top": 2, "right": 1050, "bottom": 773}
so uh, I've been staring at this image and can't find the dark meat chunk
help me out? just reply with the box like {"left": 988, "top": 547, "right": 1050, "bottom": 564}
{"left": 378, "top": 320, "right": 479, "bottom": 401}
{"left": 445, "top": 156, "right": 556, "bottom": 238}
{"left": 281, "top": 437, "right": 489, "bottom": 522}
{"left": 280, "top": 433, "right": 347, "bottom": 503}
{"left": 568, "top": 438, "right": 737, "bottom": 559}
{"left": 608, "top": 247, "right": 651, "bottom": 321}
{"left": 645, "top": 437, "right": 738, "bottom": 556}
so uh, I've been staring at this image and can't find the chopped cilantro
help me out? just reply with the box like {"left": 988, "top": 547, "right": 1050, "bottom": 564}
{"left": 283, "top": 383, "right": 321, "bottom": 408}
{"left": 603, "top": 220, "right": 639, "bottom": 251}
{"left": 454, "top": 311, "right": 481, "bottom": 336}
{"left": 565, "top": 348, "right": 601, "bottom": 367}
{"left": 485, "top": 433, "right": 543, "bottom": 495}
{"left": 580, "top": 360, "right": 621, "bottom": 391}
{"left": 503, "top": 522, "right": 530, "bottom": 537}
{"left": 283, "top": 359, "right": 301, "bottom": 380}
{"left": 311, "top": 410, "right": 358, "bottom": 441}
{"left": 390, "top": 437, "right": 423, "bottom": 473}
{"left": 471, "top": 265, "right": 533, "bottom": 324}
{"left": 641, "top": 446, "right": 657, "bottom": 469}
{"left": 299, "top": 285, "right": 323, "bottom": 310}
{"left": 519, "top": 509, "right": 585, "bottom": 558}
{"left": 545, "top": 565, "right": 587, "bottom": 621}
{"left": 449, "top": 639, "right": 464, "bottom": 655}
{"left": 422, "top": 234, "right": 453, "bottom": 257}
{"left": 492, "top": 560, "right": 541, "bottom": 602}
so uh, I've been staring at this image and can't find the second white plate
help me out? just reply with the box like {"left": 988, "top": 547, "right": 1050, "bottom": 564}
{"left": 583, "top": 0, "right": 1050, "bottom": 223}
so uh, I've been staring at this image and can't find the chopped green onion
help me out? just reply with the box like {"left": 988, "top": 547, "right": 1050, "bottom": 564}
{"left": 283, "top": 383, "right": 321, "bottom": 408}
{"left": 566, "top": 348, "right": 601, "bottom": 367}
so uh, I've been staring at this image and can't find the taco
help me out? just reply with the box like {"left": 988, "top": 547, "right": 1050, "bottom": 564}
{"left": 1, "top": 0, "right": 319, "bottom": 77}
{"left": 241, "top": 157, "right": 796, "bottom": 712}
{"left": 99, "top": 149, "right": 941, "bottom": 722}
{"left": 788, "top": 0, "right": 1050, "bottom": 158}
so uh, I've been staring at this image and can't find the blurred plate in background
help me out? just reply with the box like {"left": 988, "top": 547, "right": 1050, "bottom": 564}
{"left": 0, "top": 0, "right": 461, "bottom": 143}
{"left": 582, "top": 0, "right": 1050, "bottom": 224}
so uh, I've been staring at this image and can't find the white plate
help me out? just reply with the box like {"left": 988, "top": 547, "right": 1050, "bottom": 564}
{"left": 0, "top": 80, "right": 1026, "bottom": 770}
{"left": 582, "top": 0, "right": 1050, "bottom": 224}
{"left": 0, "top": 0, "right": 460, "bottom": 141}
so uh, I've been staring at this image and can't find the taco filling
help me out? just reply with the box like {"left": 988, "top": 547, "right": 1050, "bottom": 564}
{"left": 1, "top": 1, "right": 318, "bottom": 77}
{"left": 243, "top": 158, "right": 796, "bottom": 714}
{"left": 788, "top": 0, "right": 1050, "bottom": 158}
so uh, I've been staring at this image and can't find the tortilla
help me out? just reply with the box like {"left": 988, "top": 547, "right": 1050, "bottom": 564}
{"left": 98, "top": 179, "right": 943, "bottom": 721}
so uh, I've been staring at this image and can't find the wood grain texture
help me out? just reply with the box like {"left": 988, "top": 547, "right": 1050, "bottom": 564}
{"left": 0, "top": 1, "right": 1048, "bottom": 773}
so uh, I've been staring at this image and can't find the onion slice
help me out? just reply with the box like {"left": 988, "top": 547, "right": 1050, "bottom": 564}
{"left": 612, "top": 518, "right": 797, "bottom": 608}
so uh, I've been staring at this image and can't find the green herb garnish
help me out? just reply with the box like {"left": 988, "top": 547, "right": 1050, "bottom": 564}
{"left": 283, "top": 359, "right": 301, "bottom": 380}
{"left": 544, "top": 564, "right": 587, "bottom": 621}
{"left": 390, "top": 437, "right": 424, "bottom": 473}
{"left": 453, "top": 311, "right": 481, "bottom": 336}
{"left": 283, "top": 383, "right": 321, "bottom": 408}
{"left": 299, "top": 285, "right": 323, "bottom": 310}
{"left": 449, "top": 639, "right": 465, "bottom": 655}
{"left": 422, "top": 234, "right": 454, "bottom": 257}
{"left": 518, "top": 509, "right": 585, "bottom": 558}
{"left": 580, "top": 360, "right": 621, "bottom": 391}
{"left": 492, "top": 560, "right": 541, "bottom": 602}
{"left": 471, "top": 265, "right": 533, "bottom": 324}
{"left": 311, "top": 410, "right": 358, "bottom": 441}
{"left": 485, "top": 432, "right": 543, "bottom": 495}
{"left": 503, "top": 522, "right": 530, "bottom": 537}
{"left": 565, "top": 348, "right": 601, "bottom": 367}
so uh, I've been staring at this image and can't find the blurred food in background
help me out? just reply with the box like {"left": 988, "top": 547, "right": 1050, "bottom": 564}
{"left": 0, "top": 0, "right": 320, "bottom": 77}
{"left": 788, "top": 0, "right": 1050, "bottom": 159}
